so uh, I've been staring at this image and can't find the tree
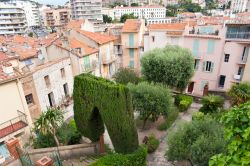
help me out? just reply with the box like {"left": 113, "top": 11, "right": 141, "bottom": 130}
{"left": 28, "top": 32, "right": 34, "bottom": 37}
{"left": 131, "top": 3, "right": 139, "bottom": 6}
{"left": 120, "top": 13, "right": 138, "bottom": 23}
{"left": 103, "top": 14, "right": 112, "bottom": 23}
{"left": 128, "top": 82, "right": 173, "bottom": 129}
{"left": 180, "top": 2, "right": 202, "bottom": 12}
{"left": 141, "top": 45, "right": 194, "bottom": 91}
{"left": 167, "top": 117, "right": 226, "bottom": 166}
{"left": 34, "top": 108, "right": 63, "bottom": 147}
{"left": 166, "top": 5, "right": 178, "bottom": 17}
{"left": 114, "top": 68, "right": 141, "bottom": 85}
{"left": 199, "top": 95, "right": 224, "bottom": 114}
{"left": 227, "top": 82, "right": 250, "bottom": 105}
{"left": 209, "top": 102, "right": 250, "bottom": 165}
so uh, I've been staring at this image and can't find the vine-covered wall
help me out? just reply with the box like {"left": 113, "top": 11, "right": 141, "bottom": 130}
{"left": 73, "top": 74, "right": 139, "bottom": 153}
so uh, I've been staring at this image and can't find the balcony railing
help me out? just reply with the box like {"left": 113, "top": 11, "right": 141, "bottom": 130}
{"left": 0, "top": 111, "right": 28, "bottom": 139}
{"left": 233, "top": 74, "right": 241, "bottom": 81}
{"left": 189, "top": 30, "right": 219, "bottom": 36}
{"left": 124, "top": 42, "right": 139, "bottom": 48}
{"left": 226, "top": 32, "right": 250, "bottom": 40}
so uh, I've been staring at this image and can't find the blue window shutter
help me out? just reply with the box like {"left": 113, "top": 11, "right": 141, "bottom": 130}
{"left": 129, "top": 49, "right": 134, "bottom": 58}
{"left": 207, "top": 40, "right": 215, "bottom": 54}
{"left": 129, "top": 60, "right": 134, "bottom": 68}
{"left": 192, "top": 39, "right": 199, "bottom": 56}
{"left": 129, "top": 34, "right": 134, "bottom": 47}
{"left": 83, "top": 56, "right": 91, "bottom": 69}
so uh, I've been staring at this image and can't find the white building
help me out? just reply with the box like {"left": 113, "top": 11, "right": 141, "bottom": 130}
{"left": 70, "top": 0, "right": 103, "bottom": 23}
{"left": 0, "top": 2, "right": 27, "bottom": 35}
{"left": 231, "top": 0, "right": 249, "bottom": 13}
{"left": 147, "top": 17, "right": 172, "bottom": 24}
{"left": 3, "top": 0, "right": 40, "bottom": 27}
{"left": 114, "top": 5, "right": 166, "bottom": 20}
{"left": 102, "top": 7, "right": 115, "bottom": 19}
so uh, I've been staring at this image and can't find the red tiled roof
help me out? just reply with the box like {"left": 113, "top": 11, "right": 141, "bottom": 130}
{"left": 148, "top": 23, "right": 186, "bottom": 31}
{"left": 76, "top": 29, "right": 117, "bottom": 45}
{"left": 0, "top": 52, "right": 8, "bottom": 61}
{"left": 10, "top": 47, "right": 38, "bottom": 60}
{"left": 67, "top": 20, "right": 85, "bottom": 29}
{"left": 69, "top": 38, "right": 98, "bottom": 56}
{"left": 122, "top": 19, "right": 142, "bottom": 33}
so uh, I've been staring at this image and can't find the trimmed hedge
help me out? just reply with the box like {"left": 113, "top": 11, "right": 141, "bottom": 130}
{"left": 175, "top": 94, "right": 193, "bottom": 112}
{"left": 90, "top": 146, "right": 147, "bottom": 166}
{"left": 73, "top": 74, "right": 138, "bottom": 153}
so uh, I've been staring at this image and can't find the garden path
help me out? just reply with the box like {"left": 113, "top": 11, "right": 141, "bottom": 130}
{"left": 146, "top": 102, "right": 201, "bottom": 166}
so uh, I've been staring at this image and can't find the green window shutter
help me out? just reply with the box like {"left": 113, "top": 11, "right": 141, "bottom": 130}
{"left": 129, "top": 60, "right": 134, "bottom": 68}
{"left": 192, "top": 39, "right": 199, "bottom": 56}
{"left": 83, "top": 56, "right": 91, "bottom": 69}
{"left": 210, "top": 62, "right": 214, "bottom": 72}
{"left": 129, "top": 49, "right": 134, "bottom": 58}
{"left": 207, "top": 40, "right": 215, "bottom": 54}
{"left": 129, "top": 34, "right": 134, "bottom": 47}
{"left": 202, "top": 61, "right": 206, "bottom": 71}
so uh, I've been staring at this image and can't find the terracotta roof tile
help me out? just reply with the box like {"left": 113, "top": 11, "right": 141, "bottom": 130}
{"left": 122, "top": 19, "right": 142, "bottom": 33}
{"left": 76, "top": 29, "right": 117, "bottom": 45}
{"left": 0, "top": 52, "right": 8, "bottom": 61}
{"left": 67, "top": 20, "right": 85, "bottom": 29}
{"left": 69, "top": 38, "right": 98, "bottom": 56}
{"left": 148, "top": 23, "right": 186, "bottom": 31}
{"left": 10, "top": 47, "right": 38, "bottom": 60}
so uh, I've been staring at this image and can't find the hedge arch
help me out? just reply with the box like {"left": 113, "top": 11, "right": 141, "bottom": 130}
{"left": 73, "top": 74, "right": 139, "bottom": 153}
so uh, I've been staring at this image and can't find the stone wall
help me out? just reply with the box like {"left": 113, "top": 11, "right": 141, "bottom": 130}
{"left": 27, "top": 143, "right": 96, "bottom": 162}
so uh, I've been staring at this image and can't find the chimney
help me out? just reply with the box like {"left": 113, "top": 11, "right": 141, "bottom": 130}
{"left": 75, "top": 47, "right": 81, "bottom": 54}
{"left": 2, "top": 62, "right": 14, "bottom": 75}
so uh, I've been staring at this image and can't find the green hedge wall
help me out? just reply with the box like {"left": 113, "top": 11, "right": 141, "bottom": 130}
{"left": 73, "top": 74, "right": 139, "bottom": 153}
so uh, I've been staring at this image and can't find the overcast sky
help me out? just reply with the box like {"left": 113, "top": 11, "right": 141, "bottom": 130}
{"left": 34, "top": 0, "right": 68, "bottom": 6}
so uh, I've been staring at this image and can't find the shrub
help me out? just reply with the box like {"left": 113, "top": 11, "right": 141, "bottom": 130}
{"left": 209, "top": 102, "right": 250, "bottom": 165}
{"left": 192, "top": 111, "right": 204, "bottom": 120}
{"left": 114, "top": 68, "right": 141, "bottom": 85}
{"left": 157, "top": 108, "right": 179, "bottom": 131}
{"left": 91, "top": 146, "right": 147, "bottom": 166}
{"left": 143, "top": 134, "right": 160, "bottom": 153}
{"left": 227, "top": 82, "right": 250, "bottom": 105}
{"left": 128, "top": 82, "right": 173, "bottom": 129}
{"left": 33, "top": 133, "right": 56, "bottom": 149}
{"left": 175, "top": 94, "right": 193, "bottom": 112}
{"left": 199, "top": 95, "right": 224, "bottom": 114}
{"left": 167, "top": 117, "right": 226, "bottom": 166}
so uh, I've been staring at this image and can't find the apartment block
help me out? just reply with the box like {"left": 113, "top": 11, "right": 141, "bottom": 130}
{"left": 121, "top": 19, "right": 145, "bottom": 73}
{"left": 70, "top": 0, "right": 103, "bottom": 23}
{"left": 231, "top": 0, "right": 249, "bottom": 13}
{"left": 114, "top": 5, "right": 166, "bottom": 20}
{"left": 43, "top": 8, "right": 71, "bottom": 27}
{"left": 0, "top": 2, "right": 27, "bottom": 35}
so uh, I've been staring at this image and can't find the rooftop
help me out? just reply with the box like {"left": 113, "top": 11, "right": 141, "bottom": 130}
{"left": 66, "top": 20, "right": 85, "bottom": 29}
{"left": 115, "top": 5, "right": 165, "bottom": 9}
{"left": 148, "top": 23, "right": 186, "bottom": 31}
{"left": 122, "top": 19, "right": 142, "bottom": 33}
{"left": 69, "top": 38, "right": 98, "bottom": 56}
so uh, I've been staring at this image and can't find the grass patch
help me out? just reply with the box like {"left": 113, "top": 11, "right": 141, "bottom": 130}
{"left": 157, "top": 109, "right": 179, "bottom": 131}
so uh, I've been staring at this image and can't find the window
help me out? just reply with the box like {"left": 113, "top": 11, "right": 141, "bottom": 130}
{"left": 224, "top": 54, "right": 230, "bottom": 62}
{"left": 207, "top": 40, "right": 215, "bottom": 54}
{"left": 219, "top": 75, "right": 226, "bottom": 87}
{"left": 194, "top": 59, "right": 200, "bottom": 70}
{"left": 192, "top": 39, "right": 200, "bottom": 56}
{"left": 152, "top": 36, "right": 155, "bottom": 42}
{"left": 202, "top": 61, "right": 214, "bottom": 72}
{"left": 44, "top": 75, "right": 50, "bottom": 87}
{"left": 63, "top": 83, "right": 69, "bottom": 96}
{"left": 60, "top": 68, "right": 65, "bottom": 78}
{"left": 238, "top": 66, "right": 243, "bottom": 75}
{"left": 48, "top": 92, "right": 55, "bottom": 107}
{"left": 25, "top": 94, "right": 34, "bottom": 105}
{"left": 129, "top": 48, "right": 134, "bottom": 58}
{"left": 129, "top": 60, "right": 134, "bottom": 68}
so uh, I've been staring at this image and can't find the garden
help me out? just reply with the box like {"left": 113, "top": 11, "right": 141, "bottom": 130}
{"left": 30, "top": 46, "right": 250, "bottom": 166}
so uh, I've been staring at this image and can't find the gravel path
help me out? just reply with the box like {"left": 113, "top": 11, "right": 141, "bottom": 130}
{"left": 146, "top": 102, "right": 201, "bottom": 166}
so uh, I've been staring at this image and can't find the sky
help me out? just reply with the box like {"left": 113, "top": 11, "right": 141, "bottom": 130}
{"left": 34, "top": 0, "right": 68, "bottom": 6}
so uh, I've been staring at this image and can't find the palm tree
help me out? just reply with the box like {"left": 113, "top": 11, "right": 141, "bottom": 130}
{"left": 227, "top": 82, "right": 250, "bottom": 105}
{"left": 34, "top": 107, "right": 63, "bottom": 146}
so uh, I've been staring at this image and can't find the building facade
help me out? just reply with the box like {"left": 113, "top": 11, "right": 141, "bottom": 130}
{"left": 70, "top": 0, "right": 103, "bottom": 23}
{"left": 114, "top": 5, "right": 166, "bottom": 20}
{"left": 43, "top": 8, "right": 71, "bottom": 27}
{"left": 0, "top": 2, "right": 27, "bottom": 35}
{"left": 231, "top": 0, "right": 249, "bottom": 13}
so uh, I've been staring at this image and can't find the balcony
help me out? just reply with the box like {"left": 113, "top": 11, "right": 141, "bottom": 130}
{"left": 124, "top": 42, "right": 139, "bottom": 48}
{"left": 0, "top": 111, "right": 28, "bottom": 139}
{"left": 226, "top": 32, "right": 250, "bottom": 41}
{"left": 102, "top": 56, "right": 116, "bottom": 64}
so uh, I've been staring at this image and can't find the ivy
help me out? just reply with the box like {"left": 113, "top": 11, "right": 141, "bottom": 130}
{"left": 73, "top": 74, "right": 139, "bottom": 153}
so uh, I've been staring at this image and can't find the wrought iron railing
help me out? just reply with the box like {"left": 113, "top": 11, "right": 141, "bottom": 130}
{"left": 0, "top": 111, "right": 28, "bottom": 139}
{"left": 226, "top": 32, "right": 250, "bottom": 39}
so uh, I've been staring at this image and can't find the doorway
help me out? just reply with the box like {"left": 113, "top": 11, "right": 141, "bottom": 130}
{"left": 187, "top": 82, "right": 194, "bottom": 94}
